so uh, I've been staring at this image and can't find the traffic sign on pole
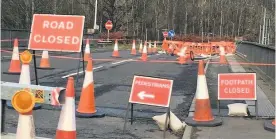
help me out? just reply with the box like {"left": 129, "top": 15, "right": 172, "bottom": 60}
{"left": 163, "top": 31, "right": 168, "bottom": 38}
{"left": 168, "top": 30, "right": 175, "bottom": 38}
{"left": 129, "top": 75, "right": 173, "bottom": 107}
{"left": 28, "top": 14, "right": 85, "bottom": 52}
{"left": 218, "top": 73, "right": 256, "bottom": 100}
{"left": 105, "top": 20, "right": 113, "bottom": 31}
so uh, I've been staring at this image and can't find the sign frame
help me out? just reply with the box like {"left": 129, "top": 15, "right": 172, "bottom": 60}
{"left": 218, "top": 72, "right": 257, "bottom": 100}
{"left": 28, "top": 14, "right": 85, "bottom": 52}
{"left": 168, "top": 30, "right": 175, "bottom": 38}
{"left": 216, "top": 72, "right": 258, "bottom": 119}
{"left": 123, "top": 75, "right": 174, "bottom": 139}
{"left": 128, "top": 75, "right": 173, "bottom": 107}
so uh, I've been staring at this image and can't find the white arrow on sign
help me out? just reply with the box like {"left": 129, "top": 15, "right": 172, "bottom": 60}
{"left": 138, "top": 91, "right": 155, "bottom": 100}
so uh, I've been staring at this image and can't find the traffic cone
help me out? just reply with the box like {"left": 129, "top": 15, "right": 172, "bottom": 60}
{"left": 112, "top": 39, "right": 120, "bottom": 57}
{"left": 178, "top": 47, "right": 187, "bottom": 65}
{"left": 139, "top": 41, "right": 143, "bottom": 53}
{"left": 148, "top": 41, "right": 152, "bottom": 54}
{"left": 219, "top": 46, "right": 227, "bottom": 64}
{"left": 76, "top": 59, "right": 105, "bottom": 118}
{"left": 264, "top": 119, "right": 275, "bottom": 132}
{"left": 130, "top": 40, "right": 136, "bottom": 55}
{"left": 153, "top": 41, "right": 157, "bottom": 53}
{"left": 56, "top": 77, "right": 77, "bottom": 139}
{"left": 37, "top": 50, "right": 54, "bottom": 70}
{"left": 140, "top": 42, "right": 148, "bottom": 61}
{"left": 7, "top": 50, "right": 42, "bottom": 110}
{"left": 3, "top": 38, "right": 21, "bottom": 75}
{"left": 185, "top": 60, "right": 222, "bottom": 127}
{"left": 84, "top": 39, "right": 91, "bottom": 61}
{"left": 12, "top": 90, "right": 36, "bottom": 139}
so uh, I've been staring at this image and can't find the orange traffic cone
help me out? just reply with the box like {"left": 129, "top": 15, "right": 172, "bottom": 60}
{"left": 178, "top": 47, "right": 187, "bottom": 65}
{"left": 185, "top": 60, "right": 222, "bottom": 127}
{"left": 3, "top": 38, "right": 21, "bottom": 74}
{"left": 264, "top": 119, "right": 275, "bottom": 132}
{"left": 56, "top": 77, "right": 77, "bottom": 139}
{"left": 76, "top": 59, "right": 105, "bottom": 118}
{"left": 148, "top": 41, "right": 152, "bottom": 54}
{"left": 112, "top": 39, "right": 120, "bottom": 57}
{"left": 84, "top": 39, "right": 91, "bottom": 61}
{"left": 153, "top": 41, "right": 157, "bottom": 53}
{"left": 139, "top": 41, "right": 143, "bottom": 53}
{"left": 131, "top": 40, "right": 136, "bottom": 55}
{"left": 7, "top": 50, "right": 41, "bottom": 110}
{"left": 219, "top": 46, "right": 227, "bottom": 64}
{"left": 12, "top": 90, "right": 36, "bottom": 139}
{"left": 37, "top": 50, "right": 54, "bottom": 70}
{"left": 140, "top": 42, "right": 148, "bottom": 61}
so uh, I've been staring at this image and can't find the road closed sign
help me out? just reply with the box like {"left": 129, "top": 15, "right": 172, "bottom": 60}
{"left": 218, "top": 73, "right": 256, "bottom": 100}
{"left": 129, "top": 75, "right": 173, "bottom": 107}
{"left": 28, "top": 14, "right": 85, "bottom": 52}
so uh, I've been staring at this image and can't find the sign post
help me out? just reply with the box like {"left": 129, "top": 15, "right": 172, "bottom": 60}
{"left": 217, "top": 73, "right": 257, "bottom": 118}
{"left": 168, "top": 30, "right": 175, "bottom": 40}
{"left": 105, "top": 20, "right": 113, "bottom": 41}
{"left": 123, "top": 75, "right": 173, "bottom": 138}
{"left": 28, "top": 14, "right": 85, "bottom": 52}
{"left": 27, "top": 14, "right": 85, "bottom": 88}
{"left": 163, "top": 31, "right": 168, "bottom": 40}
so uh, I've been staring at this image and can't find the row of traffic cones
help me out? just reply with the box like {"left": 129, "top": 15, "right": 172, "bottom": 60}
{"left": 3, "top": 39, "right": 53, "bottom": 75}
{"left": 4, "top": 39, "right": 159, "bottom": 74}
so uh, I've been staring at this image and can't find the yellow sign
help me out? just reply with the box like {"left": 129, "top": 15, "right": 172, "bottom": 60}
{"left": 34, "top": 89, "right": 44, "bottom": 103}
{"left": 20, "top": 50, "right": 32, "bottom": 64}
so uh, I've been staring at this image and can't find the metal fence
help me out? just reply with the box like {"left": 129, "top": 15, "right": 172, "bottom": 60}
{"left": 1, "top": 29, "right": 30, "bottom": 47}
{"left": 236, "top": 41, "right": 275, "bottom": 81}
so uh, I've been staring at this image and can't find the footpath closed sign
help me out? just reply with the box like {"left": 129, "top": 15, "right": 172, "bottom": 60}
{"left": 28, "top": 14, "right": 85, "bottom": 52}
{"left": 129, "top": 76, "right": 173, "bottom": 107}
{"left": 218, "top": 73, "right": 256, "bottom": 100}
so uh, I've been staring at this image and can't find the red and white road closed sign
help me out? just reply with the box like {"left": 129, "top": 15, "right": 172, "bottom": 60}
{"left": 129, "top": 76, "right": 173, "bottom": 107}
{"left": 28, "top": 14, "right": 85, "bottom": 52}
{"left": 218, "top": 73, "right": 256, "bottom": 100}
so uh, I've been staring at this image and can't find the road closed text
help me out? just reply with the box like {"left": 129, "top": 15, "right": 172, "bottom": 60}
{"left": 28, "top": 14, "right": 85, "bottom": 52}
{"left": 33, "top": 21, "right": 80, "bottom": 45}
{"left": 218, "top": 73, "right": 256, "bottom": 100}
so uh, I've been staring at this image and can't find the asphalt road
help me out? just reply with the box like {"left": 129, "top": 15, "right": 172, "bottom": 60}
{"left": 1, "top": 49, "right": 198, "bottom": 138}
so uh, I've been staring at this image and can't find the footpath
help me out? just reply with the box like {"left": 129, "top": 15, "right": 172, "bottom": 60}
{"left": 184, "top": 54, "right": 275, "bottom": 139}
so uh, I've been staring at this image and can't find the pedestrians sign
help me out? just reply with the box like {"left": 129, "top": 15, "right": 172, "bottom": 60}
{"left": 129, "top": 75, "right": 173, "bottom": 107}
{"left": 218, "top": 73, "right": 256, "bottom": 100}
{"left": 28, "top": 14, "right": 85, "bottom": 52}
{"left": 168, "top": 30, "right": 175, "bottom": 38}
{"left": 105, "top": 20, "right": 113, "bottom": 30}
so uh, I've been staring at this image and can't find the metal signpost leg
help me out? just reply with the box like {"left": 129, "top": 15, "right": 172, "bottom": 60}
{"left": 131, "top": 103, "right": 134, "bottom": 125}
{"left": 123, "top": 103, "right": 131, "bottom": 134}
{"left": 163, "top": 107, "right": 170, "bottom": 139}
{"left": 32, "top": 50, "right": 39, "bottom": 85}
{"left": 255, "top": 100, "right": 258, "bottom": 119}
{"left": 1, "top": 100, "right": 6, "bottom": 133}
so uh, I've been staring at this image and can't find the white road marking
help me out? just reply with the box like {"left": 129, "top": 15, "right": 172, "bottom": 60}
{"left": 111, "top": 59, "right": 133, "bottom": 65}
{"left": 61, "top": 66, "right": 103, "bottom": 78}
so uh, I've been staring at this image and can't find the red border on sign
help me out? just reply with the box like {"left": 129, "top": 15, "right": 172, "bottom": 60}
{"left": 28, "top": 14, "right": 85, "bottom": 52}
{"left": 218, "top": 73, "right": 257, "bottom": 100}
{"left": 128, "top": 75, "right": 173, "bottom": 107}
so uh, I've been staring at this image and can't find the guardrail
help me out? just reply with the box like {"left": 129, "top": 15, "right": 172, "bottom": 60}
{"left": 236, "top": 41, "right": 275, "bottom": 81}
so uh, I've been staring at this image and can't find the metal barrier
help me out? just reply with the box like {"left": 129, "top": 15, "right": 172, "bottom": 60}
{"left": 1, "top": 29, "right": 29, "bottom": 47}
{"left": 236, "top": 41, "right": 275, "bottom": 81}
